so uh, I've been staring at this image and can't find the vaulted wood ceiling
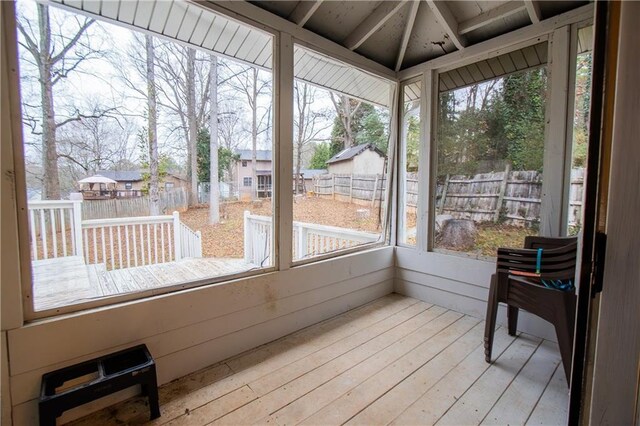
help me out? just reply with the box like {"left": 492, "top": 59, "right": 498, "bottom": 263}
{"left": 248, "top": 0, "right": 589, "bottom": 71}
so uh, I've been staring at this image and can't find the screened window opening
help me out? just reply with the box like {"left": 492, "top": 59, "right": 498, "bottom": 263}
{"left": 17, "top": 0, "right": 275, "bottom": 313}
{"left": 399, "top": 80, "right": 421, "bottom": 246}
{"left": 290, "top": 45, "right": 393, "bottom": 262}
{"left": 434, "top": 62, "right": 549, "bottom": 258}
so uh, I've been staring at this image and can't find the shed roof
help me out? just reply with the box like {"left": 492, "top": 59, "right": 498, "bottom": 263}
{"left": 326, "top": 143, "right": 385, "bottom": 165}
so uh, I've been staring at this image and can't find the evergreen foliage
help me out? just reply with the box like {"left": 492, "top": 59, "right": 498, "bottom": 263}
{"left": 196, "top": 128, "right": 238, "bottom": 182}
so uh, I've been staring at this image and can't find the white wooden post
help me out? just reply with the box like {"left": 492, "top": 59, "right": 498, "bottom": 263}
{"left": 72, "top": 200, "right": 84, "bottom": 258}
{"left": 243, "top": 210, "right": 251, "bottom": 263}
{"left": 173, "top": 211, "right": 182, "bottom": 261}
{"left": 196, "top": 230, "right": 202, "bottom": 257}
{"left": 295, "top": 223, "right": 308, "bottom": 260}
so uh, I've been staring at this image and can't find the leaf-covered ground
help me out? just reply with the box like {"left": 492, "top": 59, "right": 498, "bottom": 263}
{"left": 180, "top": 197, "right": 384, "bottom": 259}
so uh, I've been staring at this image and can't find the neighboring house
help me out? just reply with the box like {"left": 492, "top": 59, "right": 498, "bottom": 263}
{"left": 81, "top": 170, "right": 188, "bottom": 199}
{"left": 326, "top": 143, "right": 386, "bottom": 175}
{"left": 233, "top": 150, "right": 273, "bottom": 200}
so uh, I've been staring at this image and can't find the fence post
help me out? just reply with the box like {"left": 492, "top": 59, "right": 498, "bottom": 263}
{"left": 173, "top": 211, "right": 182, "bottom": 261}
{"left": 72, "top": 200, "right": 84, "bottom": 258}
{"left": 437, "top": 174, "right": 450, "bottom": 214}
{"left": 493, "top": 163, "right": 511, "bottom": 223}
{"left": 243, "top": 210, "right": 251, "bottom": 263}
{"left": 349, "top": 175, "right": 353, "bottom": 203}
{"left": 332, "top": 175, "right": 336, "bottom": 200}
{"left": 371, "top": 174, "right": 379, "bottom": 207}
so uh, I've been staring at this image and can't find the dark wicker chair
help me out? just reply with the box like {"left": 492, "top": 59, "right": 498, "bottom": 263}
{"left": 484, "top": 236, "right": 578, "bottom": 384}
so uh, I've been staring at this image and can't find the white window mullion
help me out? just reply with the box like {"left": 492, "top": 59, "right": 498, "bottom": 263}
{"left": 418, "top": 70, "right": 435, "bottom": 253}
{"left": 276, "top": 32, "right": 294, "bottom": 270}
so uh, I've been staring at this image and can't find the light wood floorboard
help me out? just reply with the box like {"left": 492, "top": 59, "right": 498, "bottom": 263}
{"left": 67, "top": 295, "right": 568, "bottom": 426}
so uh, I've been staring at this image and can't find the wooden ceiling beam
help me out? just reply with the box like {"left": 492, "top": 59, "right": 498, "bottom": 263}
{"left": 395, "top": 1, "right": 420, "bottom": 71}
{"left": 343, "top": 0, "right": 408, "bottom": 51}
{"left": 426, "top": 0, "right": 467, "bottom": 50}
{"left": 458, "top": 1, "right": 527, "bottom": 35}
{"left": 288, "top": 0, "right": 324, "bottom": 27}
{"left": 524, "top": 0, "right": 542, "bottom": 23}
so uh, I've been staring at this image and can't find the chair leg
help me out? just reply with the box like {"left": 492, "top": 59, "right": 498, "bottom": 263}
{"left": 554, "top": 314, "right": 575, "bottom": 386}
{"left": 484, "top": 274, "right": 499, "bottom": 363}
{"left": 507, "top": 306, "right": 519, "bottom": 336}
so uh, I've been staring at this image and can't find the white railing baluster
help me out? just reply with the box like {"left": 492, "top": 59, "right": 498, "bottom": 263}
{"left": 153, "top": 224, "right": 158, "bottom": 264}
{"left": 84, "top": 229, "right": 89, "bottom": 263}
{"left": 132, "top": 225, "right": 138, "bottom": 266}
{"left": 167, "top": 223, "right": 173, "bottom": 262}
{"left": 30, "top": 209, "right": 38, "bottom": 261}
{"left": 40, "top": 209, "right": 47, "bottom": 259}
{"left": 173, "top": 211, "right": 181, "bottom": 261}
{"left": 60, "top": 209, "right": 67, "bottom": 256}
{"left": 50, "top": 209, "right": 58, "bottom": 258}
{"left": 161, "top": 223, "right": 166, "bottom": 263}
{"left": 92, "top": 228, "right": 98, "bottom": 264}
{"left": 125, "top": 225, "right": 130, "bottom": 268}
{"left": 109, "top": 226, "right": 115, "bottom": 270}
{"left": 117, "top": 226, "right": 123, "bottom": 269}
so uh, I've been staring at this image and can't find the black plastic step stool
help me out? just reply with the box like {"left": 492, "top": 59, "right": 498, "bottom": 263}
{"left": 39, "top": 344, "right": 160, "bottom": 426}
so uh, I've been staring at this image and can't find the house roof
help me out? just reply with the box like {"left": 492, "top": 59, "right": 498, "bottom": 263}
{"left": 236, "top": 150, "right": 273, "bottom": 161}
{"left": 326, "top": 143, "right": 385, "bottom": 165}
{"left": 300, "top": 169, "right": 327, "bottom": 178}
{"left": 95, "top": 170, "right": 142, "bottom": 182}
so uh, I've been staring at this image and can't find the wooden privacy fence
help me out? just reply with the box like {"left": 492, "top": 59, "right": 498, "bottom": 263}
{"left": 434, "top": 167, "right": 585, "bottom": 227}
{"left": 28, "top": 200, "right": 202, "bottom": 270}
{"left": 315, "top": 168, "right": 585, "bottom": 227}
{"left": 82, "top": 187, "right": 188, "bottom": 220}
{"left": 243, "top": 211, "right": 380, "bottom": 265}
{"left": 313, "top": 174, "right": 386, "bottom": 207}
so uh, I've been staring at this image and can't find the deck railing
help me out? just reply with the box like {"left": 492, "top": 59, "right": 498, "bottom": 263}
{"left": 28, "top": 201, "right": 202, "bottom": 269}
{"left": 243, "top": 211, "right": 380, "bottom": 265}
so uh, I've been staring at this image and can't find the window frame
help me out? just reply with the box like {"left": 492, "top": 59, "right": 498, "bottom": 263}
{"left": 288, "top": 42, "right": 397, "bottom": 268}
{"left": 10, "top": 0, "right": 282, "bottom": 320}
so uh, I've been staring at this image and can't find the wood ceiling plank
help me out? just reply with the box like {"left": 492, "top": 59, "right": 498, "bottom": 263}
{"left": 343, "top": 1, "right": 409, "bottom": 51}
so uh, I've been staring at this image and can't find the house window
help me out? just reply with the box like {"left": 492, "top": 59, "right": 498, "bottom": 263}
{"left": 433, "top": 52, "right": 548, "bottom": 258}
{"left": 242, "top": 160, "right": 248, "bottom": 167}
{"left": 15, "top": 0, "right": 275, "bottom": 317}
{"left": 290, "top": 44, "right": 393, "bottom": 263}
{"left": 243, "top": 177, "right": 252, "bottom": 187}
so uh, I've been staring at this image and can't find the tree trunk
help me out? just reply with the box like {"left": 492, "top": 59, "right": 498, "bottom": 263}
{"left": 38, "top": 4, "right": 60, "bottom": 199}
{"left": 295, "top": 96, "right": 305, "bottom": 195}
{"left": 187, "top": 48, "right": 198, "bottom": 205}
{"left": 146, "top": 35, "right": 160, "bottom": 216}
{"left": 208, "top": 56, "right": 220, "bottom": 224}
{"left": 251, "top": 68, "right": 258, "bottom": 201}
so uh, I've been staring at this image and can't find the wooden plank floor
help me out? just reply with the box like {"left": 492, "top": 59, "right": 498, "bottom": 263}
{"left": 32, "top": 257, "right": 252, "bottom": 311}
{"left": 68, "top": 295, "right": 568, "bottom": 426}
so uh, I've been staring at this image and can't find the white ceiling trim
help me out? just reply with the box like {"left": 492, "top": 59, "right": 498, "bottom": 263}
{"left": 524, "top": 0, "right": 543, "bottom": 24}
{"left": 426, "top": 0, "right": 467, "bottom": 50}
{"left": 458, "top": 1, "right": 527, "bottom": 35}
{"left": 288, "top": 0, "right": 324, "bottom": 27}
{"left": 395, "top": 1, "right": 421, "bottom": 72}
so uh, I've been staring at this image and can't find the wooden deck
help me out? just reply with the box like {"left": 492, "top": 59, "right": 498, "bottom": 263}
{"left": 68, "top": 294, "right": 568, "bottom": 425}
{"left": 32, "top": 256, "right": 253, "bottom": 311}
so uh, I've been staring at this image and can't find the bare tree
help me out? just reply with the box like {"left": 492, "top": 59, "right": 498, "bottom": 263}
{"left": 330, "top": 93, "right": 361, "bottom": 150}
{"left": 207, "top": 56, "right": 221, "bottom": 224}
{"left": 294, "top": 82, "right": 331, "bottom": 194}
{"left": 17, "top": 3, "right": 97, "bottom": 199}
{"left": 225, "top": 64, "right": 272, "bottom": 200}
{"left": 146, "top": 35, "right": 160, "bottom": 215}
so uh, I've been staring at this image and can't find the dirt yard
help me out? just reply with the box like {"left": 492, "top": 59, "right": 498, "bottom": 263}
{"left": 180, "top": 197, "right": 384, "bottom": 259}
